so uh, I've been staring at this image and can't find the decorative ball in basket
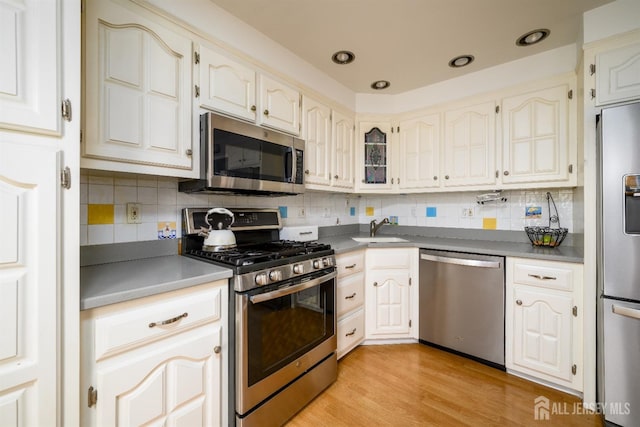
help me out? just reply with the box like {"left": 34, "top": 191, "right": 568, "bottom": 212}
{"left": 524, "top": 192, "right": 568, "bottom": 248}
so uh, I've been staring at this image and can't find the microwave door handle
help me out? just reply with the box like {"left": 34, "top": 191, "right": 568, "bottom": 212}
{"left": 249, "top": 271, "right": 337, "bottom": 304}
{"left": 290, "top": 147, "right": 297, "bottom": 184}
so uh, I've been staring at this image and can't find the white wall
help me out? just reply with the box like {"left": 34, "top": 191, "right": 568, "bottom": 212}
{"left": 80, "top": 171, "right": 574, "bottom": 245}
{"left": 583, "top": 0, "right": 640, "bottom": 44}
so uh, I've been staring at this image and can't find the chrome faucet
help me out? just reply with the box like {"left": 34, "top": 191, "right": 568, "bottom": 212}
{"left": 370, "top": 217, "right": 390, "bottom": 237}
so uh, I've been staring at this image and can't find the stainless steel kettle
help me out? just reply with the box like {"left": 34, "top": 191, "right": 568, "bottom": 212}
{"left": 199, "top": 207, "right": 236, "bottom": 251}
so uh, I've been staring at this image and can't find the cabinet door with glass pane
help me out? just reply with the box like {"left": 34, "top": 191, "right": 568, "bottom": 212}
{"left": 358, "top": 122, "right": 392, "bottom": 190}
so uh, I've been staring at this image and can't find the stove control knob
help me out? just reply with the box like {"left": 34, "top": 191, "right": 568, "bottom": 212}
{"left": 322, "top": 258, "right": 332, "bottom": 267}
{"left": 293, "top": 264, "right": 304, "bottom": 274}
{"left": 255, "top": 273, "right": 269, "bottom": 286}
{"left": 269, "top": 270, "right": 283, "bottom": 282}
{"left": 313, "top": 260, "right": 321, "bottom": 269}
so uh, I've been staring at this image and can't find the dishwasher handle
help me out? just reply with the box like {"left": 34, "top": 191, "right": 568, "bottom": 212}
{"left": 420, "top": 253, "right": 501, "bottom": 269}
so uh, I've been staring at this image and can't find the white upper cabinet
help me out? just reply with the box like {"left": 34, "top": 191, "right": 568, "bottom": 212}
{"left": 596, "top": 40, "right": 640, "bottom": 106}
{"left": 83, "top": 0, "right": 194, "bottom": 177}
{"left": 398, "top": 114, "right": 441, "bottom": 190}
{"left": 331, "top": 110, "right": 355, "bottom": 190}
{"left": 357, "top": 121, "right": 393, "bottom": 191}
{"left": 0, "top": 0, "right": 61, "bottom": 135}
{"left": 443, "top": 101, "right": 497, "bottom": 188}
{"left": 501, "top": 84, "right": 572, "bottom": 185}
{"left": 196, "top": 45, "right": 300, "bottom": 135}
{"left": 198, "top": 46, "right": 257, "bottom": 122}
{"left": 258, "top": 74, "right": 300, "bottom": 135}
{"left": 302, "top": 96, "right": 332, "bottom": 186}
{"left": 302, "top": 96, "right": 355, "bottom": 191}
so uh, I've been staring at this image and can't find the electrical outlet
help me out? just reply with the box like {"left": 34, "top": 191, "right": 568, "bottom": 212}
{"left": 461, "top": 207, "right": 475, "bottom": 217}
{"left": 323, "top": 207, "right": 331, "bottom": 218}
{"left": 127, "top": 203, "right": 142, "bottom": 224}
{"left": 297, "top": 207, "right": 306, "bottom": 218}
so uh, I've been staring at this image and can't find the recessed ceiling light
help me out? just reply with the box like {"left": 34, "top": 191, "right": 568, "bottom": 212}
{"left": 371, "top": 80, "right": 390, "bottom": 90}
{"left": 448, "top": 55, "right": 474, "bottom": 68}
{"left": 331, "top": 50, "right": 355, "bottom": 65}
{"left": 516, "top": 29, "right": 550, "bottom": 46}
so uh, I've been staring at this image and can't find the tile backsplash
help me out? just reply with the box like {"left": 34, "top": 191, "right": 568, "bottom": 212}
{"left": 80, "top": 171, "right": 576, "bottom": 245}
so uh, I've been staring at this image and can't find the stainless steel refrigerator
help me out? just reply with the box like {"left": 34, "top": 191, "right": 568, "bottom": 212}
{"left": 597, "top": 101, "right": 640, "bottom": 427}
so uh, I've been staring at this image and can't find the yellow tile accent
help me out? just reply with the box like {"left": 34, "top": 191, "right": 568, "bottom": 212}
{"left": 365, "top": 206, "right": 374, "bottom": 216}
{"left": 483, "top": 217, "right": 497, "bottom": 230}
{"left": 88, "top": 204, "right": 115, "bottom": 225}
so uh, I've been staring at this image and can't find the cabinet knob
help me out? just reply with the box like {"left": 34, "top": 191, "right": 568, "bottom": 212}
{"left": 445, "top": 175, "right": 450, "bottom": 180}
{"left": 185, "top": 149, "right": 193, "bottom": 156}
{"left": 503, "top": 170, "right": 510, "bottom": 176}
{"left": 373, "top": 281, "right": 378, "bottom": 287}
{"left": 304, "top": 169, "right": 310, "bottom": 174}
{"left": 334, "top": 175, "right": 339, "bottom": 179}
{"left": 516, "top": 299, "right": 522, "bottom": 306}
{"left": 263, "top": 109, "right": 269, "bottom": 116}
{"left": 213, "top": 346, "right": 221, "bottom": 354}
{"left": 251, "top": 105, "right": 256, "bottom": 112}
{"left": 433, "top": 176, "right": 438, "bottom": 180}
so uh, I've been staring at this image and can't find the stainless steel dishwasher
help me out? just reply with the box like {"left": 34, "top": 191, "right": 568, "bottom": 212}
{"left": 419, "top": 249, "right": 505, "bottom": 369}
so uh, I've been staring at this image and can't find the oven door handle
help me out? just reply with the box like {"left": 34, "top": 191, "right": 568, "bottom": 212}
{"left": 249, "top": 271, "right": 337, "bottom": 304}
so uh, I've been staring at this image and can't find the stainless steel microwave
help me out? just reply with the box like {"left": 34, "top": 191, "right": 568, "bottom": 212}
{"left": 179, "top": 113, "right": 305, "bottom": 195}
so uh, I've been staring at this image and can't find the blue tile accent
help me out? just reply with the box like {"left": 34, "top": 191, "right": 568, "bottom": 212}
{"left": 278, "top": 206, "right": 288, "bottom": 219}
{"left": 350, "top": 206, "right": 356, "bottom": 216}
{"left": 426, "top": 207, "right": 437, "bottom": 217}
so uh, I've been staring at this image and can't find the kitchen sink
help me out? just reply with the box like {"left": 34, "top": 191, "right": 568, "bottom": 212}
{"left": 352, "top": 237, "right": 409, "bottom": 243}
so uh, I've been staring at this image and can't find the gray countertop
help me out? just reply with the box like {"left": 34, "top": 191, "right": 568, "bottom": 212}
{"left": 80, "top": 254, "right": 232, "bottom": 310}
{"left": 319, "top": 233, "right": 583, "bottom": 263}
{"left": 80, "top": 229, "right": 581, "bottom": 311}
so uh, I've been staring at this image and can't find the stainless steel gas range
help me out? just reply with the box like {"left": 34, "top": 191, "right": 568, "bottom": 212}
{"left": 182, "top": 208, "right": 337, "bottom": 427}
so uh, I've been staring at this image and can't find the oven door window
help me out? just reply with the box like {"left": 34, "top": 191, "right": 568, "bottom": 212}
{"left": 213, "top": 128, "right": 292, "bottom": 183}
{"left": 245, "top": 276, "right": 335, "bottom": 386}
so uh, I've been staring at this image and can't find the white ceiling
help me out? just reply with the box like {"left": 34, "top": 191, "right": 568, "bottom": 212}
{"left": 209, "top": 0, "right": 613, "bottom": 94}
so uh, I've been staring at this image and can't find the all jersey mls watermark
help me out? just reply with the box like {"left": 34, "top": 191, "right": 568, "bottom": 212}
{"left": 534, "top": 395, "right": 631, "bottom": 420}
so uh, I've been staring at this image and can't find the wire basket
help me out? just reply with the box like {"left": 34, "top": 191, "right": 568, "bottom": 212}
{"left": 524, "top": 192, "right": 568, "bottom": 248}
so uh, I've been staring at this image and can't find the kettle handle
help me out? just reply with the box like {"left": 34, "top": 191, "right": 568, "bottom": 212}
{"left": 205, "top": 207, "right": 235, "bottom": 225}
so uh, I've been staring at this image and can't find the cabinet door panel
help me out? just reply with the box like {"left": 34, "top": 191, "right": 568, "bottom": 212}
{"left": 199, "top": 46, "right": 256, "bottom": 121}
{"left": 596, "top": 42, "right": 640, "bottom": 106}
{"left": 444, "top": 102, "right": 496, "bottom": 187}
{"left": 502, "top": 85, "right": 568, "bottom": 184}
{"left": 0, "top": 144, "right": 60, "bottom": 426}
{"left": 302, "top": 97, "right": 331, "bottom": 186}
{"left": 513, "top": 286, "right": 573, "bottom": 382}
{"left": 0, "top": 0, "right": 60, "bottom": 134}
{"left": 84, "top": 0, "right": 193, "bottom": 173}
{"left": 259, "top": 74, "right": 300, "bottom": 135}
{"left": 399, "top": 114, "right": 440, "bottom": 189}
{"left": 367, "top": 271, "right": 410, "bottom": 337}
{"left": 97, "top": 327, "right": 221, "bottom": 427}
{"left": 332, "top": 111, "right": 355, "bottom": 189}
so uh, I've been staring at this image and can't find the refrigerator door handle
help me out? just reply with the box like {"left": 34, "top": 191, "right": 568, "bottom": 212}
{"left": 612, "top": 304, "right": 640, "bottom": 320}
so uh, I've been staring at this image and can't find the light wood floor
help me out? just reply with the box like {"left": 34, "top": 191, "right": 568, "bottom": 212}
{"left": 286, "top": 344, "right": 602, "bottom": 426}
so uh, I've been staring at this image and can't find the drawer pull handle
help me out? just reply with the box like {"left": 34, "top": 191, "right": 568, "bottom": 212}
{"left": 345, "top": 264, "right": 357, "bottom": 269}
{"left": 516, "top": 299, "right": 523, "bottom": 306}
{"left": 345, "top": 292, "right": 357, "bottom": 299}
{"left": 148, "top": 312, "right": 188, "bottom": 328}
{"left": 528, "top": 274, "right": 557, "bottom": 281}
{"left": 345, "top": 328, "right": 357, "bottom": 337}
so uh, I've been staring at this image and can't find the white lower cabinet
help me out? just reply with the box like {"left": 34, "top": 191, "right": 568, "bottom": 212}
{"left": 335, "top": 250, "right": 365, "bottom": 358}
{"left": 81, "top": 281, "right": 227, "bottom": 427}
{"left": 364, "top": 248, "right": 417, "bottom": 340}
{"left": 506, "top": 257, "right": 583, "bottom": 392}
